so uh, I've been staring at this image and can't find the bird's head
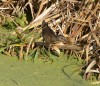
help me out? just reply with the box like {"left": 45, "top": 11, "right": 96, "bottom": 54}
{"left": 41, "top": 20, "right": 48, "bottom": 29}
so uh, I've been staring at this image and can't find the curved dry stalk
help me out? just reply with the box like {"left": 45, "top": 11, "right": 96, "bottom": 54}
{"left": 36, "top": 0, "right": 46, "bottom": 17}
{"left": 25, "top": 37, "right": 34, "bottom": 58}
{"left": 19, "top": 45, "right": 24, "bottom": 61}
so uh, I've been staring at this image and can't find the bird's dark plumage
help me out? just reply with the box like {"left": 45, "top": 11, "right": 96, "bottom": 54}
{"left": 56, "top": 35, "right": 67, "bottom": 43}
{"left": 41, "top": 20, "right": 67, "bottom": 45}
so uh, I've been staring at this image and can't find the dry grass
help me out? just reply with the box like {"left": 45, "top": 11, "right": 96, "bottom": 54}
{"left": 0, "top": 0, "right": 100, "bottom": 80}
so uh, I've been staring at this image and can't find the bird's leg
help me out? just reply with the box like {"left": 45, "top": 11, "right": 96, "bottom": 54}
{"left": 48, "top": 45, "right": 51, "bottom": 56}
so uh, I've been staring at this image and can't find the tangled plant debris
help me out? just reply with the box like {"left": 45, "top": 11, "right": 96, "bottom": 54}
{"left": 0, "top": 0, "right": 100, "bottom": 81}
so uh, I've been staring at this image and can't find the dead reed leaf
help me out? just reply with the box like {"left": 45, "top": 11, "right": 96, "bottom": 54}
{"left": 85, "top": 60, "right": 96, "bottom": 74}
{"left": 51, "top": 45, "right": 60, "bottom": 55}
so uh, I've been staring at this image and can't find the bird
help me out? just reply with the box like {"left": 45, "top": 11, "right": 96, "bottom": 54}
{"left": 56, "top": 35, "right": 67, "bottom": 43}
{"left": 41, "top": 20, "right": 57, "bottom": 45}
{"left": 41, "top": 20, "right": 67, "bottom": 45}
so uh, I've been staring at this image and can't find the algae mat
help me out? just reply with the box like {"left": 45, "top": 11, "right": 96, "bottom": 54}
{"left": 0, "top": 54, "right": 90, "bottom": 86}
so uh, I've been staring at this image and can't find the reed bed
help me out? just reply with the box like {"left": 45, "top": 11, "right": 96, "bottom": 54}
{"left": 0, "top": 0, "right": 100, "bottom": 81}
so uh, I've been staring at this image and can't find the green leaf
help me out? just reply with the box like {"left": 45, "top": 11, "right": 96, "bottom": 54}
{"left": 34, "top": 48, "right": 40, "bottom": 59}
{"left": 0, "top": 47, "right": 6, "bottom": 53}
{"left": 24, "top": 48, "right": 37, "bottom": 60}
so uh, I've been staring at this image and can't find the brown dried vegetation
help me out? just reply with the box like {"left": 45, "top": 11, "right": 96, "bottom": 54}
{"left": 0, "top": 0, "right": 100, "bottom": 81}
